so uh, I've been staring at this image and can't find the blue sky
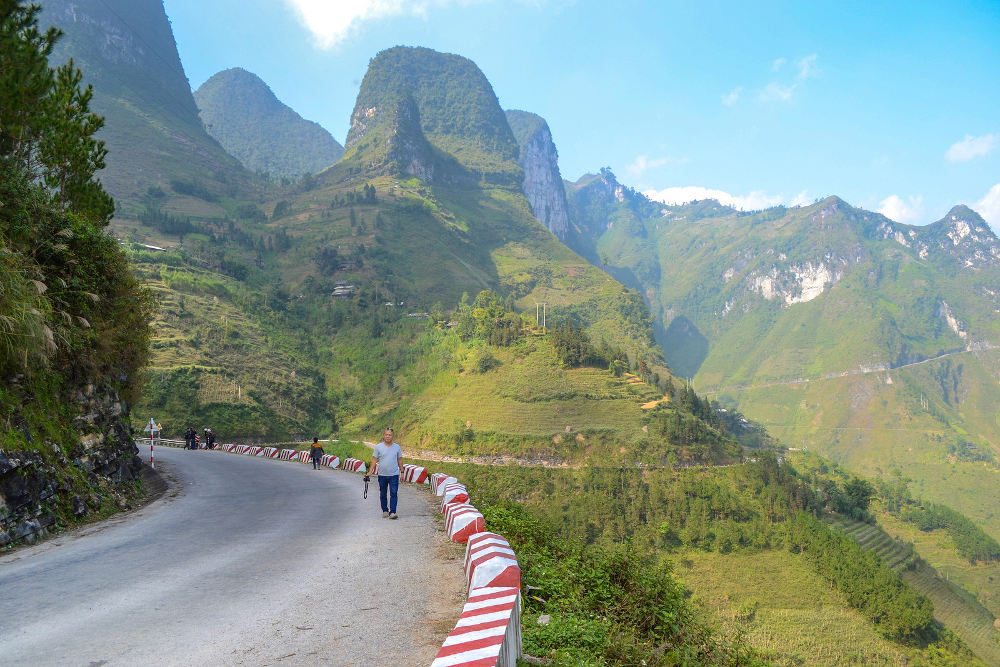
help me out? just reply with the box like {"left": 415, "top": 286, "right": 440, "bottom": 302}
{"left": 163, "top": 0, "right": 1000, "bottom": 229}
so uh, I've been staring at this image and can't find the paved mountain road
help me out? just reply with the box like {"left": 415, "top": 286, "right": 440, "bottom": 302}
{"left": 0, "top": 447, "right": 466, "bottom": 666}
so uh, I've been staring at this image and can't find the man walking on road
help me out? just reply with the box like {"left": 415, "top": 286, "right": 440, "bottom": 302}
{"left": 309, "top": 437, "right": 324, "bottom": 470}
{"left": 370, "top": 428, "right": 403, "bottom": 519}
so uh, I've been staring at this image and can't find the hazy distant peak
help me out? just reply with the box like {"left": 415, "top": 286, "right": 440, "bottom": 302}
{"left": 195, "top": 67, "right": 343, "bottom": 179}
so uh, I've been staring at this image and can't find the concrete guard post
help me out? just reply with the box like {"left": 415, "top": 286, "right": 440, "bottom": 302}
{"left": 341, "top": 458, "right": 368, "bottom": 473}
{"left": 401, "top": 463, "right": 430, "bottom": 484}
{"left": 441, "top": 483, "right": 469, "bottom": 511}
{"left": 445, "top": 504, "right": 485, "bottom": 543}
{"left": 430, "top": 586, "right": 522, "bottom": 667}
{"left": 278, "top": 448, "right": 297, "bottom": 460}
{"left": 432, "top": 474, "right": 458, "bottom": 496}
{"left": 464, "top": 532, "right": 521, "bottom": 592}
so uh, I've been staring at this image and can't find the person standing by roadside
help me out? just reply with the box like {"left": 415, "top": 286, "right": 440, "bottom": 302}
{"left": 309, "top": 437, "right": 324, "bottom": 470}
{"left": 369, "top": 428, "right": 403, "bottom": 519}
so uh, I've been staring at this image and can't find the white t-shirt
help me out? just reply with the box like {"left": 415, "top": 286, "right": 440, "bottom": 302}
{"left": 372, "top": 442, "right": 402, "bottom": 476}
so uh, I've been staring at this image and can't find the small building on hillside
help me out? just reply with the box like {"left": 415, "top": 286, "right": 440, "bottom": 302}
{"left": 332, "top": 281, "right": 357, "bottom": 299}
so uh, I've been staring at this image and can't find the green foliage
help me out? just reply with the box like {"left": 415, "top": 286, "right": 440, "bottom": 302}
{"left": 549, "top": 319, "right": 614, "bottom": 368}
{"left": 455, "top": 290, "right": 525, "bottom": 346}
{"left": 481, "top": 502, "right": 763, "bottom": 665}
{"left": 785, "top": 511, "right": 935, "bottom": 641}
{"left": 271, "top": 200, "right": 291, "bottom": 220}
{"left": 0, "top": 2, "right": 152, "bottom": 398}
{"left": 900, "top": 503, "right": 1000, "bottom": 564}
{"left": 169, "top": 178, "right": 218, "bottom": 202}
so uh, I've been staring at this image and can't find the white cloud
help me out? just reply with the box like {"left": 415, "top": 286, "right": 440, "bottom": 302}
{"left": 283, "top": 0, "right": 436, "bottom": 48}
{"left": 796, "top": 54, "right": 818, "bottom": 79}
{"left": 722, "top": 86, "right": 743, "bottom": 106}
{"left": 626, "top": 155, "right": 688, "bottom": 180}
{"left": 644, "top": 186, "right": 802, "bottom": 211}
{"left": 975, "top": 183, "right": 1000, "bottom": 230}
{"left": 945, "top": 133, "right": 998, "bottom": 162}
{"left": 757, "top": 54, "right": 818, "bottom": 102}
{"left": 788, "top": 190, "right": 812, "bottom": 207}
{"left": 759, "top": 81, "right": 794, "bottom": 102}
{"left": 877, "top": 194, "right": 925, "bottom": 223}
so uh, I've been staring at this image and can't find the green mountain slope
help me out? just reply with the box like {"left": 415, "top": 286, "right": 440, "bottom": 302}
{"left": 563, "top": 170, "right": 1000, "bottom": 538}
{"left": 128, "top": 46, "right": 673, "bottom": 449}
{"left": 194, "top": 68, "right": 344, "bottom": 179}
{"left": 40, "top": 0, "right": 253, "bottom": 208}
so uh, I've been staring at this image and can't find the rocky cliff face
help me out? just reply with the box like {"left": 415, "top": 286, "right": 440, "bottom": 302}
{"left": 343, "top": 46, "right": 521, "bottom": 186}
{"left": 505, "top": 110, "right": 570, "bottom": 240}
{"left": 40, "top": 0, "right": 251, "bottom": 203}
{"left": 0, "top": 379, "right": 141, "bottom": 547}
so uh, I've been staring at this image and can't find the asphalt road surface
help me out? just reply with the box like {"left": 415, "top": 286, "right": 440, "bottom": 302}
{"left": 0, "top": 446, "right": 466, "bottom": 666}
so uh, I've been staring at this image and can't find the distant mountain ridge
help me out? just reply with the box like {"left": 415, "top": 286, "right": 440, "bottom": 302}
{"left": 194, "top": 68, "right": 344, "bottom": 179}
{"left": 562, "top": 168, "right": 1000, "bottom": 538}
{"left": 40, "top": 0, "right": 252, "bottom": 206}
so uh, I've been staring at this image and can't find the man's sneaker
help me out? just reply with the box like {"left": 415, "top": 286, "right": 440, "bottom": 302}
{"left": 382, "top": 511, "right": 389, "bottom": 518}
{"left": 389, "top": 513, "right": 398, "bottom": 520}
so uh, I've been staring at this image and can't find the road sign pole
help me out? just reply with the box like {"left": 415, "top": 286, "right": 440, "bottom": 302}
{"left": 150, "top": 437, "right": 155, "bottom": 469}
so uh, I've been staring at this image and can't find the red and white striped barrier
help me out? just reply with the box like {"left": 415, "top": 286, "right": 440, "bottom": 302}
{"left": 342, "top": 458, "right": 367, "bottom": 473}
{"left": 260, "top": 447, "right": 279, "bottom": 458}
{"left": 402, "top": 464, "right": 429, "bottom": 484}
{"left": 432, "top": 473, "right": 457, "bottom": 496}
{"left": 278, "top": 449, "right": 297, "bottom": 460}
{"left": 222, "top": 443, "right": 237, "bottom": 452}
{"left": 464, "top": 532, "right": 521, "bottom": 592}
{"left": 431, "top": 586, "right": 521, "bottom": 667}
{"left": 445, "top": 504, "right": 485, "bottom": 543}
{"left": 234, "top": 444, "right": 251, "bottom": 455}
{"left": 321, "top": 454, "right": 340, "bottom": 468}
{"left": 297, "top": 450, "right": 313, "bottom": 464}
{"left": 246, "top": 446, "right": 263, "bottom": 456}
{"left": 441, "top": 482, "right": 470, "bottom": 511}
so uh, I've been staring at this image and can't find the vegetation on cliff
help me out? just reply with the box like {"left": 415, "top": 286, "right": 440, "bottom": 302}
{"left": 1, "top": 1, "right": 153, "bottom": 543}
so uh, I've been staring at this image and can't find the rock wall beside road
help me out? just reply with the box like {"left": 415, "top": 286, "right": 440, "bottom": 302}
{"left": 0, "top": 378, "right": 142, "bottom": 547}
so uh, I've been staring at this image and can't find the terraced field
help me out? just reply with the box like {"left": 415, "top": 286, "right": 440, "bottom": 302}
{"left": 405, "top": 342, "right": 665, "bottom": 451}
{"left": 831, "top": 516, "right": 1000, "bottom": 664}
{"left": 827, "top": 517, "right": 914, "bottom": 572}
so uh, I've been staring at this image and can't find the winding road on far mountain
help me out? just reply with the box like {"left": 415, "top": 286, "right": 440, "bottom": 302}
{"left": 0, "top": 447, "right": 466, "bottom": 666}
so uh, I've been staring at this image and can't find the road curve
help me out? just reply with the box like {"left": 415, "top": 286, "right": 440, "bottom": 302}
{"left": 0, "top": 446, "right": 466, "bottom": 666}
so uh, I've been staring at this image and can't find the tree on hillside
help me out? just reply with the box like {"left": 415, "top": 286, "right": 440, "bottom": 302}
{"left": 0, "top": 0, "right": 152, "bottom": 395}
